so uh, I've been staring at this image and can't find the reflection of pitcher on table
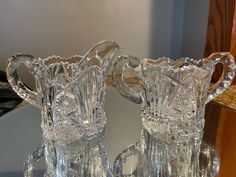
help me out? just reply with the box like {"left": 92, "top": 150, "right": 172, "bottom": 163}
{"left": 112, "top": 53, "right": 235, "bottom": 177}
{"left": 6, "top": 40, "right": 120, "bottom": 177}
{"left": 114, "top": 126, "right": 220, "bottom": 177}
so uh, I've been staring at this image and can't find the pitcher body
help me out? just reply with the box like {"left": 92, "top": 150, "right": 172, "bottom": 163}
{"left": 112, "top": 53, "right": 235, "bottom": 176}
{"left": 7, "top": 40, "right": 120, "bottom": 177}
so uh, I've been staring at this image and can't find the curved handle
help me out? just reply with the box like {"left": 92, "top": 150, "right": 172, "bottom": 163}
{"left": 113, "top": 144, "right": 139, "bottom": 177}
{"left": 6, "top": 54, "right": 39, "bottom": 106}
{"left": 24, "top": 145, "right": 45, "bottom": 177}
{"left": 112, "top": 55, "right": 143, "bottom": 104}
{"left": 206, "top": 52, "right": 236, "bottom": 103}
{"left": 199, "top": 143, "right": 220, "bottom": 177}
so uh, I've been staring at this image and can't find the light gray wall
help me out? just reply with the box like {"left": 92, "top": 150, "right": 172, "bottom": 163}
{"left": 0, "top": 0, "right": 151, "bottom": 70}
{"left": 150, "top": 0, "right": 185, "bottom": 58}
{"left": 149, "top": 0, "right": 210, "bottom": 59}
{"left": 0, "top": 0, "right": 210, "bottom": 79}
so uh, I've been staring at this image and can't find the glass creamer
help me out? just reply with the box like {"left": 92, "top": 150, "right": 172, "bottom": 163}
{"left": 7, "top": 40, "right": 120, "bottom": 177}
{"left": 112, "top": 52, "right": 235, "bottom": 177}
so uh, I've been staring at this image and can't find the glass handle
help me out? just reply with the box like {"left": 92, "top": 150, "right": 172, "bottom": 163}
{"left": 199, "top": 143, "right": 220, "bottom": 177}
{"left": 24, "top": 145, "right": 45, "bottom": 177}
{"left": 6, "top": 54, "right": 39, "bottom": 106}
{"left": 112, "top": 55, "right": 143, "bottom": 104}
{"left": 113, "top": 144, "right": 139, "bottom": 177}
{"left": 206, "top": 52, "right": 236, "bottom": 103}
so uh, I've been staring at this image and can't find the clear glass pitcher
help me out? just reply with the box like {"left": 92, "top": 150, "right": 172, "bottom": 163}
{"left": 112, "top": 53, "right": 235, "bottom": 137}
{"left": 6, "top": 40, "right": 120, "bottom": 177}
{"left": 112, "top": 53, "right": 235, "bottom": 177}
{"left": 113, "top": 127, "right": 220, "bottom": 177}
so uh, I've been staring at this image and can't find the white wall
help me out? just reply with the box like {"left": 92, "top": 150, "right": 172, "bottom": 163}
{"left": 0, "top": 0, "right": 210, "bottom": 79}
{"left": 0, "top": 0, "right": 151, "bottom": 70}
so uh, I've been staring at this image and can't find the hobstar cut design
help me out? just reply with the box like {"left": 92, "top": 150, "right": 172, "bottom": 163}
{"left": 113, "top": 54, "right": 235, "bottom": 139}
{"left": 140, "top": 58, "right": 215, "bottom": 139}
{"left": 6, "top": 40, "right": 120, "bottom": 177}
{"left": 39, "top": 64, "right": 106, "bottom": 141}
{"left": 112, "top": 53, "right": 235, "bottom": 177}
{"left": 7, "top": 40, "right": 120, "bottom": 142}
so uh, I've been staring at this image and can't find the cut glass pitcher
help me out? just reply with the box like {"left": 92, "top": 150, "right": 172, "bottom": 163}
{"left": 6, "top": 40, "right": 120, "bottom": 177}
{"left": 112, "top": 53, "right": 235, "bottom": 177}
